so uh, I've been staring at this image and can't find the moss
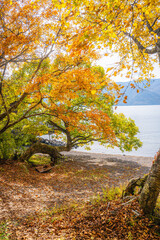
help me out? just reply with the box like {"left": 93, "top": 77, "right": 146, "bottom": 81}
{"left": 28, "top": 154, "right": 51, "bottom": 166}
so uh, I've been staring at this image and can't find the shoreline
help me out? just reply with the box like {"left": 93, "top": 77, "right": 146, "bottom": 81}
{"left": 63, "top": 150, "right": 153, "bottom": 168}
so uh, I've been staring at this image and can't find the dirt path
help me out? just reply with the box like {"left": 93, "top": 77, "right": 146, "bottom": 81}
{"left": 0, "top": 152, "right": 152, "bottom": 221}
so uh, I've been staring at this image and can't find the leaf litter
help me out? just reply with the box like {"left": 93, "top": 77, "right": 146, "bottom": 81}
{"left": 0, "top": 153, "right": 159, "bottom": 239}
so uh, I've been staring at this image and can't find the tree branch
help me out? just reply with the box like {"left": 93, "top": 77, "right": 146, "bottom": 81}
{"left": 123, "top": 31, "right": 157, "bottom": 54}
{"left": 0, "top": 92, "right": 28, "bottom": 121}
{"left": 0, "top": 98, "right": 41, "bottom": 135}
{"left": 49, "top": 120, "right": 67, "bottom": 133}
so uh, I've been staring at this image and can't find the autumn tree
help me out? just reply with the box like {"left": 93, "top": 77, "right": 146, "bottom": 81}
{"left": 73, "top": 0, "right": 160, "bottom": 214}
{"left": 0, "top": 0, "right": 90, "bottom": 136}
{"left": 0, "top": 52, "right": 98, "bottom": 162}
{"left": 18, "top": 60, "right": 142, "bottom": 164}
{"left": 0, "top": 0, "right": 50, "bottom": 134}
{"left": 41, "top": 64, "right": 142, "bottom": 152}
{"left": 0, "top": 1, "right": 142, "bottom": 161}
{"left": 0, "top": 0, "right": 92, "bottom": 163}
{"left": 75, "top": 0, "right": 159, "bottom": 83}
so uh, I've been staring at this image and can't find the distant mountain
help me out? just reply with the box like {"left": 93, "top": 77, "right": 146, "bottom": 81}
{"left": 116, "top": 79, "right": 160, "bottom": 106}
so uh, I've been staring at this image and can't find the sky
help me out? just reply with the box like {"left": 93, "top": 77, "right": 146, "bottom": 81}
{"left": 96, "top": 55, "right": 160, "bottom": 82}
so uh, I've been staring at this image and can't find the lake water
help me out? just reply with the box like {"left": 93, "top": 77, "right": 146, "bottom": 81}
{"left": 74, "top": 105, "right": 160, "bottom": 157}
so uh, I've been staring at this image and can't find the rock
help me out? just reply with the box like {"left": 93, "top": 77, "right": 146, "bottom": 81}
{"left": 36, "top": 138, "right": 65, "bottom": 147}
{"left": 35, "top": 164, "right": 53, "bottom": 173}
{"left": 32, "top": 137, "right": 77, "bottom": 149}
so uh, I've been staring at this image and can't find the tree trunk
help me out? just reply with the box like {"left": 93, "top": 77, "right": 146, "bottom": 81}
{"left": 123, "top": 151, "right": 160, "bottom": 215}
{"left": 139, "top": 151, "right": 160, "bottom": 215}
{"left": 66, "top": 130, "right": 72, "bottom": 151}
{"left": 18, "top": 142, "right": 63, "bottom": 165}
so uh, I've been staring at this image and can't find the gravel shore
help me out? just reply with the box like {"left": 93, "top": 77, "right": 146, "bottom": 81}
{"left": 63, "top": 150, "right": 154, "bottom": 168}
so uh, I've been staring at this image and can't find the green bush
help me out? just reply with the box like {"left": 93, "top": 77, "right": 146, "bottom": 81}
{"left": 0, "top": 127, "right": 37, "bottom": 162}
{"left": 0, "top": 130, "right": 16, "bottom": 161}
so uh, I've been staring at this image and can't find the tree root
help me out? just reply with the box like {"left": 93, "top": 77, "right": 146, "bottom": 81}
{"left": 18, "top": 142, "right": 63, "bottom": 165}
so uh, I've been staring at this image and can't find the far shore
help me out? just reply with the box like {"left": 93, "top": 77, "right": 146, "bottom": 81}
{"left": 62, "top": 150, "right": 153, "bottom": 168}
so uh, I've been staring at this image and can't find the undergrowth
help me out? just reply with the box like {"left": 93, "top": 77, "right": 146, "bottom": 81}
{"left": 0, "top": 221, "right": 10, "bottom": 240}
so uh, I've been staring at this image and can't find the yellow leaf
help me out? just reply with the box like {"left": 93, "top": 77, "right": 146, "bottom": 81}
{"left": 91, "top": 90, "right": 96, "bottom": 95}
{"left": 106, "top": 67, "right": 113, "bottom": 72}
{"left": 113, "top": 71, "right": 117, "bottom": 76}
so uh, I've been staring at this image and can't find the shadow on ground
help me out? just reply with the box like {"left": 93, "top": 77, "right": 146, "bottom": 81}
{"left": 0, "top": 152, "right": 150, "bottom": 221}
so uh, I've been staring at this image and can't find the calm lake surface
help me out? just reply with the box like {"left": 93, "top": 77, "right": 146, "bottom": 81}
{"left": 75, "top": 105, "right": 160, "bottom": 157}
